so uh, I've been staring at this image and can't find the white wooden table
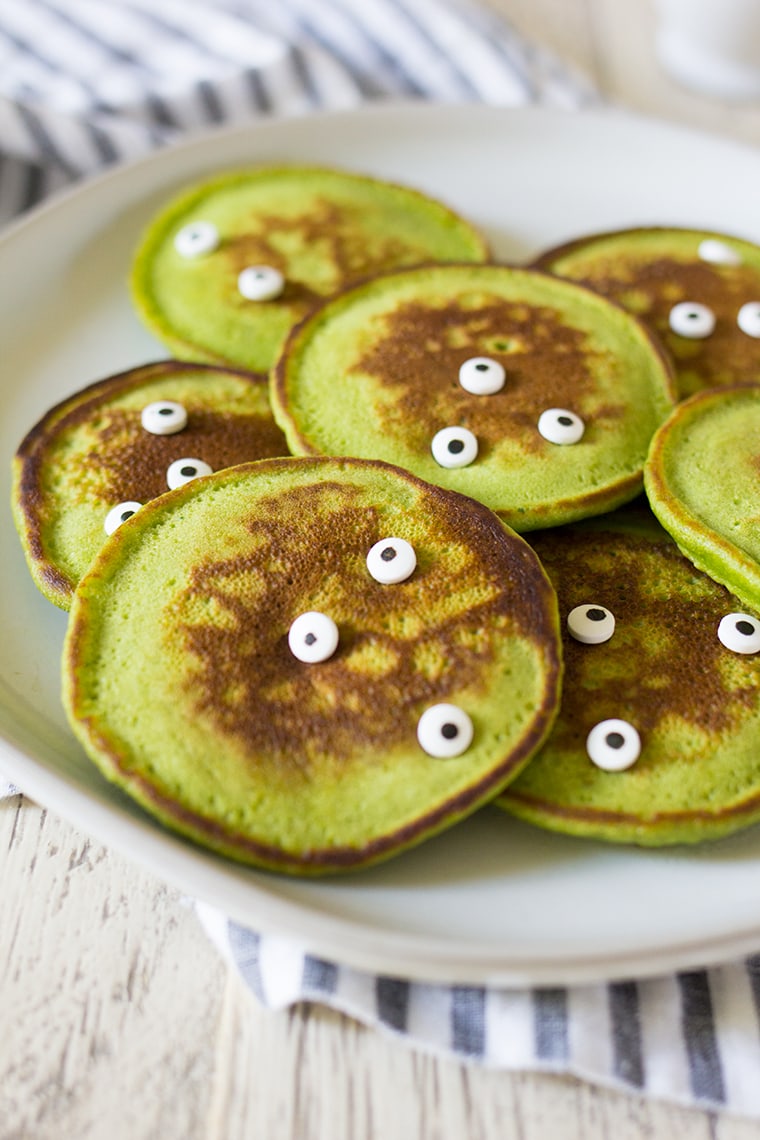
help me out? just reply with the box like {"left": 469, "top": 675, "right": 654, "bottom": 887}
{"left": 5, "top": 2, "right": 760, "bottom": 1137}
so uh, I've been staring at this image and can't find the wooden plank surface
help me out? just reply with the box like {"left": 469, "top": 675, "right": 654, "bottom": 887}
{"left": 6, "top": 2, "right": 760, "bottom": 1137}
{"left": 5, "top": 802, "right": 760, "bottom": 1140}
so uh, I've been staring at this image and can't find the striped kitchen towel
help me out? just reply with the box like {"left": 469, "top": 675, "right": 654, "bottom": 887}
{"left": 197, "top": 903, "right": 760, "bottom": 1117}
{"left": 0, "top": 0, "right": 596, "bottom": 224}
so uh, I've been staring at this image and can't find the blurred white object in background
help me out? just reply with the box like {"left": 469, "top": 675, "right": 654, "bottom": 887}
{"left": 654, "top": 0, "right": 760, "bottom": 99}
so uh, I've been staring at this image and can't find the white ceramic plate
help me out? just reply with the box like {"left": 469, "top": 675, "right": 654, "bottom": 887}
{"left": 4, "top": 103, "right": 760, "bottom": 987}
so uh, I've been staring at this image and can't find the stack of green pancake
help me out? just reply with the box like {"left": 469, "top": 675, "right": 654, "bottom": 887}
{"left": 12, "top": 166, "right": 760, "bottom": 871}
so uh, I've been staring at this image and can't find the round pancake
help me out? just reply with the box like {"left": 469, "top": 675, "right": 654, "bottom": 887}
{"left": 130, "top": 165, "right": 490, "bottom": 373}
{"left": 12, "top": 360, "right": 287, "bottom": 610}
{"left": 272, "top": 262, "right": 676, "bottom": 531}
{"left": 644, "top": 382, "right": 760, "bottom": 613}
{"left": 497, "top": 511, "right": 760, "bottom": 845}
{"left": 62, "top": 456, "right": 562, "bottom": 874}
{"left": 532, "top": 226, "right": 760, "bottom": 398}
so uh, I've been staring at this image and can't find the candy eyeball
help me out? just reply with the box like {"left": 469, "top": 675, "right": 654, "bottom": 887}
{"left": 431, "top": 426, "right": 478, "bottom": 468}
{"left": 366, "top": 537, "right": 416, "bottom": 584}
{"left": 586, "top": 718, "right": 641, "bottom": 771}
{"left": 537, "top": 408, "right": 585, "bottom": 445}
{"left": 668, "top": 301, "right": 716, "bottom": 339}
{"left": 238, "top": 265, "right": 285, "bottom": 302}
{"left": 288, "top": 611, "right": 339, "bottom": 663}
{"left": 173, "top": 221, "right": 219, "bottom": 259}
{"left": 737, "top": 302, "right": 760, "bottom": 338}
{"left": 166, "top": 458, "right": 213, "bottom": 489}
{"left": 567, "top": 604, "right": 615, "bottom": 645}
{"left": 141, "top": 401, "right": 188, "bottom": 436}
{"left": 458, "top": 356, "right": 506, "bottom": 395}
{"left": 417, "top": 703, "right": 473, "bottom": 758}
{"left": 104, "top": 501, "right": 142, "bottom": 535}
{"left": 717, "top": 612, "right": 760, "bottom": 654}
{"left": 698, "top": 239, "right": 742, "bottom": 266}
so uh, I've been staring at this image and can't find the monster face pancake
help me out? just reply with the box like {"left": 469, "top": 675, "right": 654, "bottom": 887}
{"left": 12, "top": 361, "right": 287, "bottom": 609}
{"left": 533, "top": 227, "right": 760, "bottom": 399}
{"left": 272, "top": 263, "right": 676, "bottom": 531}
{"left": 498, "top": 512, "right": 760, "bottom": 846}
{"left": 130, "top": 166, "right": 490, "bottom": 373}
{"left": 62, "top": 457, "right": 562, "bottom": 874}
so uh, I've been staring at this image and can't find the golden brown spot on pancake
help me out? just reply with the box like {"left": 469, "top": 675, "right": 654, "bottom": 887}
{"left": 531, "top": 528, "right": 759, "bottom": 748}
{"left": 222, "top": 199, "right": 430, "bottom": 302}
{"left": 87, "top": 407, "right": 286, "bottom": 503}
{"left": 175, "top": 479, "right": 553, "bottom": 774}
{"left": 412, "top": 640, "right": 449, "bottom": 681}
{"left": 344, "top": 639, "right": 400, "bottom": 677}
{"left": 571, "top": 258, "right": 760, "bottom": 392}
{"left": 354, "top": 298, "right": 623, "bottom": 452}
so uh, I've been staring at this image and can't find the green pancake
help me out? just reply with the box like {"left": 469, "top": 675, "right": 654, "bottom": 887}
{"left": 497, "top": 511, "right": 760, "bottom": 846}
{"left": 130, "top": 166, "right": 489, "bottom": 373}
{"left": 272, "top": 263, "right": 676, "bottom": 531}
{"left": 533, "top": 226, "right": 760, "bottom": 398}
{"left": 12, "top": 360, "right": 287, "bottom": 610}
{"left": 644, "top": 383, "right": 760, "bottom": 613}
{"left": 62, "top": 456, "right": 562, "bottom": 874}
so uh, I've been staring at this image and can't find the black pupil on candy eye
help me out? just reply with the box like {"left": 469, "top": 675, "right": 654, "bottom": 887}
{"left": 159, "top": 407, "right": 173, "bottom": 416}
{"left": 587, "top": 608, "right": 607, "bottom": 622}
{"left": 180, "top": 466, "right": 197, "bottom": 477}
{"left": 121, "top": 511, "right": 134, "bottom": 521}
{"left": 737, "top": 620, "right": 756, "bottom": 636}
{"left": 304, "top": 632, "right": 317, "bottom": 645}
{"left": 475, "top": 363, "right": 489, "bottom": 372}
{"left": 605, "top": 732, "right": 625, "bottom": 749}
{"left": 448, "top": 439, "right": 465, "bottom": 454}
{"left": 381, "top": 547, "right": 396, "bottom": 561}
{"left": 441, "top": 723, "right": 458, "bottom": 740}
{"left": 558, "top": 416, "right": 573, "bottom": 427}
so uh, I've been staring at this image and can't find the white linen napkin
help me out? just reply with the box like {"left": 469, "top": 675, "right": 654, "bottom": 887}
{"left": 2, "top": 0, "right": 760, "bottom": 1119}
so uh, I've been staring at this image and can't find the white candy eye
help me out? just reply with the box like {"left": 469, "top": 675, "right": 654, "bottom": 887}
{"left": 417, "top": 703, "right": 473, "bottom": 758}
{"left": 431, "top": 426, "right": 478, "bottom": 468}
{"left": 366, "top": 537, "right": 416, "bottom": 584}
{"left": 288, "top": 611, "right": 339, "bottom": 663}
{"left": 166, "top": 457, "right": 213, "bottom": 489}
{"left": 537, "top": 408, "right": 585, "bottom": 445}
{"left": 141, "top": 400, "right": 188, "bottom": 436}
{"left": 668, "top": 301, "right": 716, "bottom": 339}
{"left": 104, "top": 501, "right": 142, "bottom": 536}
{"left": 238, "top": 265, "right": 285, "bottom": 301}
{"left": 567, "top": 604, "right": 615, "bottom": 645}
{"left": 737, "top": 302, "right": 760, "bottom": 338}
{"left": 718, "top": 612, "right": 760, "bottom": 654}
{"left": 586, "top": 718, "right": 641, "bottom": 771}
{"left": 698, "top": 239, "right": 742, "bottom": 266}
{"left": 174, "top": 221, "right": 219, "bottom": 258}
{"left": 458, "top": 356, "right": 506, "bottom": 395}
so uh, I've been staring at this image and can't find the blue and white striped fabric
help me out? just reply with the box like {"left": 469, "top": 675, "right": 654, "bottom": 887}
{"left": 0, "top": 0, "right": 596, "bottom": 224}
{"left": 3, "top": 0, "right": 760, "bottom": 1120}
{"left": 197, "top": 904, "right": 760, "bottom": 1117}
